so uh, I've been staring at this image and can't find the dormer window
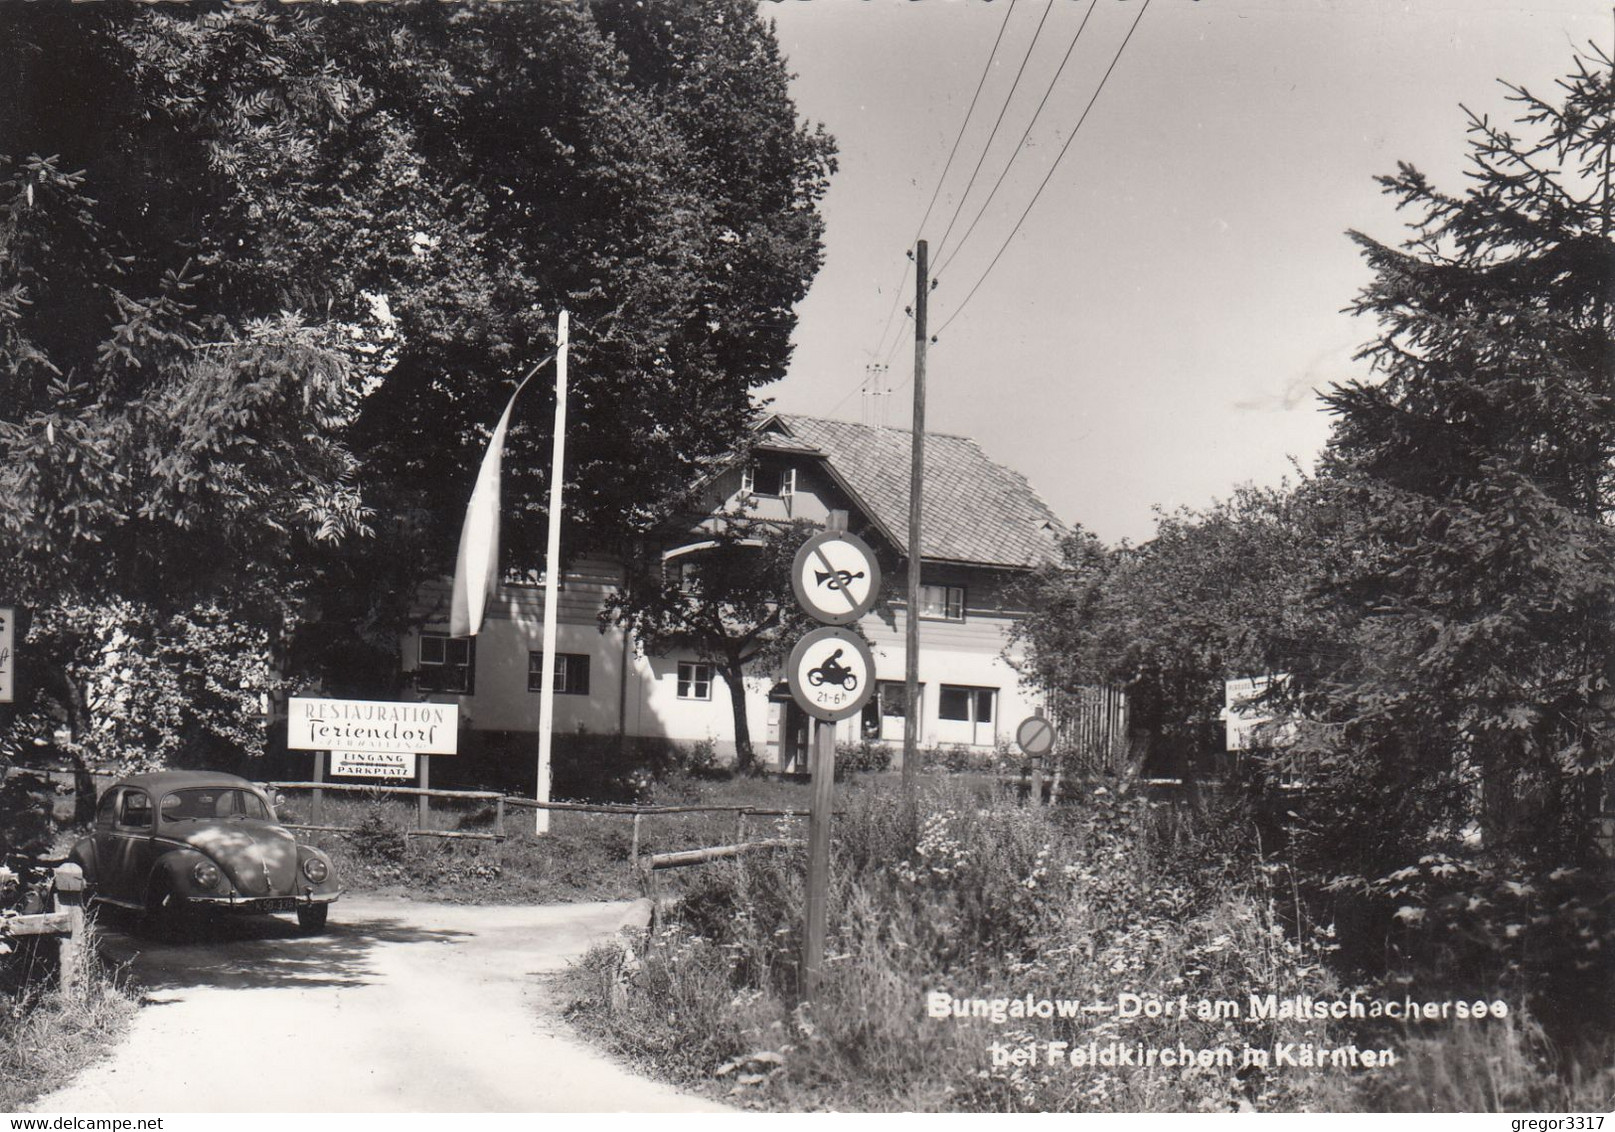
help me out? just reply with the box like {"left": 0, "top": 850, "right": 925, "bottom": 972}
{"left": 677, "top": 560, "right": 701, "bottom": 593}
{"left": 743, "top": 457, "right": 795, "bottom": 498}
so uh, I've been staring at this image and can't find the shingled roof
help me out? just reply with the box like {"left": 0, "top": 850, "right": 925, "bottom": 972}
{"left": 759, "top": 414, "right": 1065, "bottom": 569}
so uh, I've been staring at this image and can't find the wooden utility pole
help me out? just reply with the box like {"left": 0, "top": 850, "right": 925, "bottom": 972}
{"left": 902, "top": 241, "right": 929, "bottom": 791}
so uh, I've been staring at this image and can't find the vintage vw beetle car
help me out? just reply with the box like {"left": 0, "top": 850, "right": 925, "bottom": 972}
{"left": 69, "top": 771, "right": 339, "bottom": 934}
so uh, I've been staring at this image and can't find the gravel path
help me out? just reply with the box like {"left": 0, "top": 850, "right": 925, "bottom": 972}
{"left": 40, "top": 896, "right": 725, "bottom": 1113}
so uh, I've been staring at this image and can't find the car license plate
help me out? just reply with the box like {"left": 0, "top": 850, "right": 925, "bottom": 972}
{"left": 254, "top": 898, "right": 298, "bottom": 913}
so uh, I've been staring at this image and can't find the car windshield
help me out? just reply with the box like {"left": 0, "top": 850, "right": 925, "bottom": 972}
{"left": 160, "top": 788, "right": 271, "bottom": 823}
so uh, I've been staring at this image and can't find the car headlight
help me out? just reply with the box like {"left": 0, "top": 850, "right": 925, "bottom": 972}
{"left": 192, "top": 861, "right": 221, "bottom": 889}
{"left": 302, "top": 857, "right": 329, "bottom": 884}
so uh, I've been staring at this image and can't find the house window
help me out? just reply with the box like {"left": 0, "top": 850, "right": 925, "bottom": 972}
{"left": 506, "top": 566, "right": 565, "bottom": 591}
{"left": 862, "top": 680, "right": 919, "bottom": 738}
{"left": 880, "top": 680, "right": 914, "bottom": 719}
{"left": 677, "top": 560, "right": 701, "bottom": 593}
{"left": 677, "top": 662, "right": 713, "bottom": 700}
{"left": 939, "top": 685, "right": 996, "bottom": 725}
{"left": 918, "top": 584, "right": 966, "bottom": 622}
{"left": 529, "top": 652, "right": 590, "bottom": 695}
{"left": 417, "top": 632, "right": 475, "bottom": 694}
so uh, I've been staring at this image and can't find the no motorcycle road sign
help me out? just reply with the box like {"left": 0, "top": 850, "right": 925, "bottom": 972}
{"left": 786, "top": 626, "right": 876, "bottom": 722}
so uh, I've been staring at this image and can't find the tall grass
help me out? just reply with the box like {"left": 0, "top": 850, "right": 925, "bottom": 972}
{"left": 562, "top": 777, "right": 1614, "bottom": 1112}
{"left": 0, "top": 924, "right": 136, "bottom": 1110}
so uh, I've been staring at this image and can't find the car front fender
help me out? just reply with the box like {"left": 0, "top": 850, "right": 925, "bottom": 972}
{"left": 294, "top": 843, "right": 341, "bottom": 897}
{"left": 147, "top": 847, "right": 223, "bottom": 902}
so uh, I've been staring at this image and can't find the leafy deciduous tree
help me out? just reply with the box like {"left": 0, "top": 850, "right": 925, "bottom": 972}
{"left": 0, "top": 3, "right": 835, "bottom": 794}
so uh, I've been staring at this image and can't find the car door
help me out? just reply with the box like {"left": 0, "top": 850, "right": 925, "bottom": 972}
{"left": 88, "top": 787, "right": 123, "bottom": 897}
{"left": 104, "top": 788, "right": 156, "bottom": 904}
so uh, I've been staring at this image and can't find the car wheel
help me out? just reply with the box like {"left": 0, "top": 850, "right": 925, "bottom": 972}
{"left": 296, "top": 903, "right": 329, "bottom": 934}
{"left": 140, "top": 879, "right": 195, "bottom": 942}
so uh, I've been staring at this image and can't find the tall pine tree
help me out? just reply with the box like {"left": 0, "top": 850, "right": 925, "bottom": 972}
{"left": 1306, "top": 43, "right": 1615, "bottom": 1025}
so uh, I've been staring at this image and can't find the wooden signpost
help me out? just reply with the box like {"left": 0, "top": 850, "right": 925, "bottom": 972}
{"left": 286, "top": 697, "right": 456, "bottom": 828}
{"left": 789, "top": 514, "right": 880, "bottom": 1002}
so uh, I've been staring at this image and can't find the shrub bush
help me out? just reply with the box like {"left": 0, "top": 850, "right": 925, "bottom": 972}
{"left": 920, "top": 744, "right": 999, "bottom": 775}
{"left": 345, "top": 808, "right": 410, "bottom": 866}
{"left": 834, "top": 740, "right": 892, "bottom": 780}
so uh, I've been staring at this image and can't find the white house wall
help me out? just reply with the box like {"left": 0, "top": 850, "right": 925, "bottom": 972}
{"left": 405, "top": 557, "right": 633, "bottom": 739}
{"left": 404, "top": 558, "right": 1044, "bottom": 762}
{"left": 636, "top": 655, "right": 775, "bottom": 755}
{"left": 858, "top": 602, "right": 1040, "bottom": 751}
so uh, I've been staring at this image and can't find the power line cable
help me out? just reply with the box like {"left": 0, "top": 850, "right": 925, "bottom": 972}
{"left": 934, "top": 0, "right": 1152, "bottom": 340}
{"left": 866, "top": 0, "right": 1020, "bottom": 369}
{"left": 912, "top": 0, "right": 1021, "bottom": 246}
{"left": 934, "top": 0, "right": 1100, "bottom": 280}
{"left": 930, "top": 0, "right": 1058, "bottom": 266}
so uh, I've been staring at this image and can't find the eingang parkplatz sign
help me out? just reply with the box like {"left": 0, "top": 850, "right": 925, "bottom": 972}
{"left": 287, "top": 697, "right": 459, "bottom": 756}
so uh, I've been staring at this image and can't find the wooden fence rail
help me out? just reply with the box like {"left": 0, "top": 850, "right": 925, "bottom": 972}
{"left": 262, "top": 781, "right": 822, "bottom": 863}
{"left": 638, "top": 839, "right": 803, "bottom": 871}
{"left": 266, "top": 781, "right": 505, "bottom": 801}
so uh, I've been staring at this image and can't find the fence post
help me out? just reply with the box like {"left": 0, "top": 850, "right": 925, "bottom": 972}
{"left": 53, "top": 863, "right": 86, "bottom": 999}
{"left": 630, "top": 812, "right": 642, "bottom": 868}
{"left": 418, "top": 756, "right": 431, "bottom": 831}
{"left": 494, "top": 795, "right": 506, "bottom": 838}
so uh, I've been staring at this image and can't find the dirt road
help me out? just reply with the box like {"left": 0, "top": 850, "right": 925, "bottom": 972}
{"left": 40, "top": 896, "right": 726, "bottom": 1113}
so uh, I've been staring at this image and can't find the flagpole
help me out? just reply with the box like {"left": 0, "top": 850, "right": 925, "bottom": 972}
{"left": 534, "top": 310, "right": 569, "bottom": 835}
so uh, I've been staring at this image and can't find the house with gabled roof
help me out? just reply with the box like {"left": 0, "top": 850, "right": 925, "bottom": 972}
{"left": 398, "top": 412, "right": 1065, "bottom": 775}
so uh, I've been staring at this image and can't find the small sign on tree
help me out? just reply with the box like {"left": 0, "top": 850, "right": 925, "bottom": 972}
{"left": 0, "top": 607, "right": 14, "bottom": 705}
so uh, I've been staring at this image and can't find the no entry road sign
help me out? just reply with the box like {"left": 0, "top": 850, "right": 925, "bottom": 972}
{"left": 791, "top": 531, "right": 881, "bottom": 626}
{"left": 1015, "top": 714, "right": 1056, "bottom": 758}
{"left": 787, "top": 626, "right": 876, "bottom": 722}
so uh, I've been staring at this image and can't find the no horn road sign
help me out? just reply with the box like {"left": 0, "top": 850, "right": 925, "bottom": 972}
{"left": 791, "top": 531, "right": 881, "bottom": 626}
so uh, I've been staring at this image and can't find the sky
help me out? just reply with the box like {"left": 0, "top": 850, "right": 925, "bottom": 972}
{"left": 760, "top": 0, "right": 1613, "bottom": 544}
